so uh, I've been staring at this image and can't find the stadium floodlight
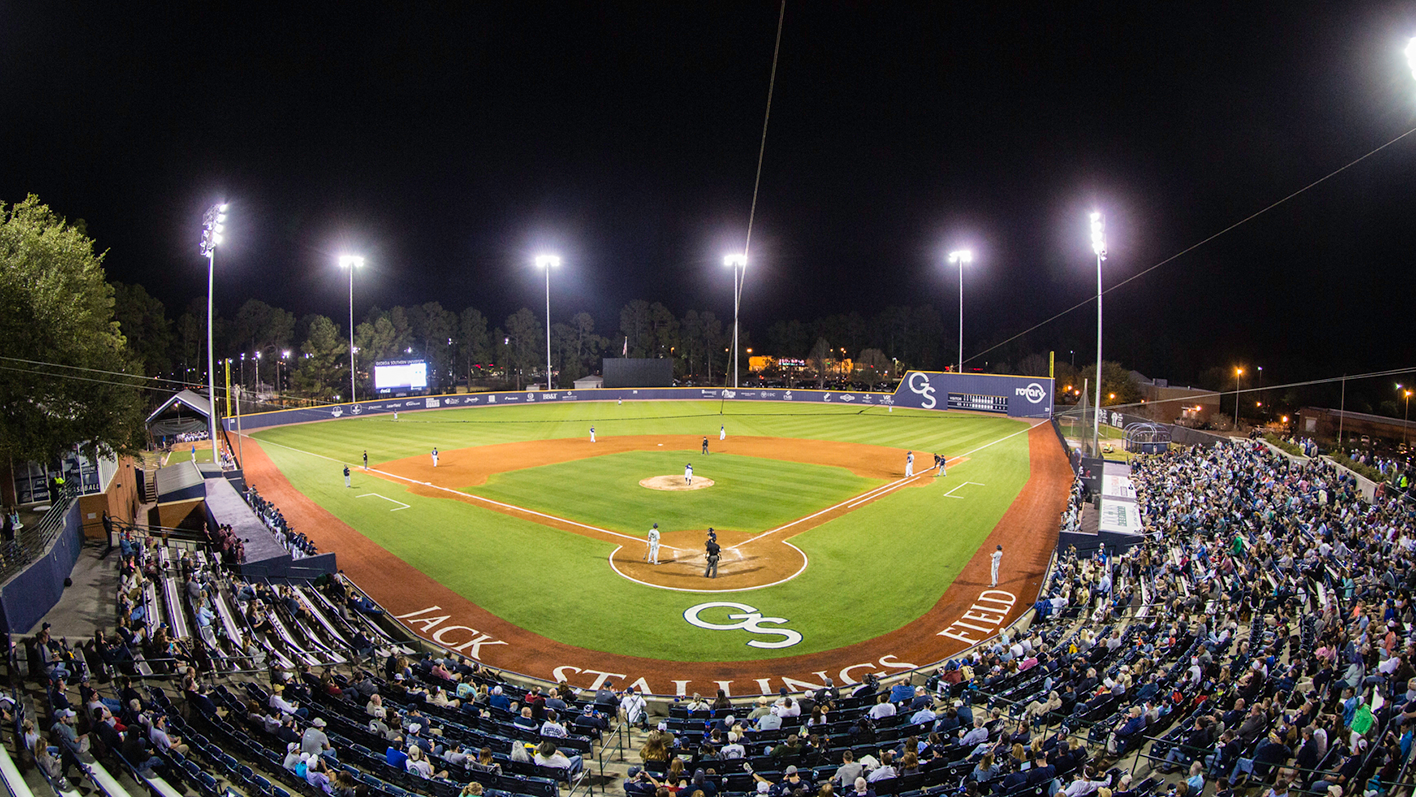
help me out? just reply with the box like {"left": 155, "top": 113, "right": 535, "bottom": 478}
{"left": 947, "top": 250, "right": 973, "bottom": 374}
{"left": 199, "top": 202, "right": 228, "bottom": 452}
{"left": 533, "top": 255, "right": 560, "bottom": 390}
{"left": 338, "top": 255, "right": 365, "bottom": 402}
{"left": 1401, "top": 384, "right": 1413, "bottom": 447}
{"left": 723, "top": 254, "right": 748, "bottom": 388}
{"left": 1089, "top": 212, "right": 1107, "bottom": 453}
{"left": 1407, "top": 38, "right": 1416, "bottom": 81}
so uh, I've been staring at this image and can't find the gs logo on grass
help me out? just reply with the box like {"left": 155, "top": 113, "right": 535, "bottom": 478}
{"left": 683, "top": 602, "right": 803, "bottom": 649}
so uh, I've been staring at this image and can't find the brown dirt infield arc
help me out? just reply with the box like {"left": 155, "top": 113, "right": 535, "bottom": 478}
{"left": 238, "top": 423, "right": 1070, "bottom": 693}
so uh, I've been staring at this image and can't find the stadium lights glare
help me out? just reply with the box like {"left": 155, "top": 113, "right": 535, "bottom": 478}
{"left": 534, "top": 254, "right": 560, "bottom": 269}
{"left": 338, "top": 255, "right": 365, "bottom": 402}
{"left": 1407, "top": 37, "right": 1416, "bottom": 81}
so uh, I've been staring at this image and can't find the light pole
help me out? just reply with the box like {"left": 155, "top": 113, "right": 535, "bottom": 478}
{"left": 281, "top": 350, "right": 290, "bottom": 394}
{"left": 338, "top": 255, "right": 364, "bottom": 403}
{"left": 199, "top": 202, "right": 227, "bottom": 451}
{"left": 724, "top": 254, "right": 748, "bottom": 388}
{"left": 948, "top": 250, "right": 972, "bottom": 374}
{"left": 1089, "top": 212, "right": 1106, "bottom": 454}
{"left": 534, "top": 255, "right": 560, "bottom": 390}
{"left": 1234, "top": 367, "right": 1244, "bottom": 430}
{"left": 254, "top": 350, "right": 261, "bottom": 393}
{"left": 1399, "top": 384, "right": 1412, "bottom": 448}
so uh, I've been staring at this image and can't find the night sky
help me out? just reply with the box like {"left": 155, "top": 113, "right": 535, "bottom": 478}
{"left": 4, "top": 3, "right": 1416, "bottom": 393}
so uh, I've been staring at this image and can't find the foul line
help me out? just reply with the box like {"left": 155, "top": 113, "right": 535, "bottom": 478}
{"left": 356, "top": 493, "right": 411, "bottom": 511}
{"left": 727, "top": 419, "right": 1042, "bottom": 551}
{"left": 247, "top": 434, "right": 689, "bottom": 553}
{"left": 606, "top": 540, "right": 810, "bottom": 593}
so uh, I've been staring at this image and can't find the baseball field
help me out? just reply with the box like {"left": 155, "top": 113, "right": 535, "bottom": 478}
{"left": 240, "top": 399, "right": 1068, "bottom": 694}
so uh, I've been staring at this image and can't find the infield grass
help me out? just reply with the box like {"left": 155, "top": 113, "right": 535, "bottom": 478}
{"left": 252, "top": 401, "right": 1032, "bottom": 660}
{"left": 469, "top": 452, "right": 879, "bottom": 534}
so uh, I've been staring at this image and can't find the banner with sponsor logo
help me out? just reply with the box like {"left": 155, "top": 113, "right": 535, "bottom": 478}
{"left": 891, "top": 371, "right": 1053, "bottom": 418}
{"left": 225, "top": 371, "right": 1051, "bottom": 432}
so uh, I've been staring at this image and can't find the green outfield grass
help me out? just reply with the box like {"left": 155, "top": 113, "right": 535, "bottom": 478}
{"left": 252, "top": 402, "right": 1032, "bottom": 660}
{"left": 469, "top": 451, "right": 879, "bottom": 535}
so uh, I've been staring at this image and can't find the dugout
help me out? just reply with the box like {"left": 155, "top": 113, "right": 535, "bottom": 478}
{"left": 603, "top": 358, "right": 673, "bottom": 388}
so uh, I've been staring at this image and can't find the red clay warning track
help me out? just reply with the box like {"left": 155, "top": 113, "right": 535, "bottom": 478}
{"left": 239, "top": 424, "right": 1069, "bottom": 696}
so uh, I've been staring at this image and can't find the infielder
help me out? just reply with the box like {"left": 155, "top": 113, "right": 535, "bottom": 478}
{"left": 990, "top": 545, "right": 1003, "bottom": 587}
{"left": 343, "top": 465, "right": 351, "bottom": 488}
{"left": 589, "top": 426, "right": 596, "bottom": 443}
{"left": 704, "top": 537, "right": 721, "bottom": 578}
{"left": 939, "top": 454, "right": 947, "bottom": 476}
{"left": 363, "top": 450, "right": 369, "bottom": 470}
{"left": 702, "top": 436, "right": 709, "bottom": 455}
{"left": 905, "top": 451, "right": 914, "bottom": 477}
{"left": 646, "top": 523, "right": 661, "bottom": 564}
{"left": 431, "top": 447, "right": 439, "bottom": 467}
{"left": 685, "top": 463, "right": 693, "bottom": 485}
{"left": 719, "top": 425, "right": 726, "bottom": 441}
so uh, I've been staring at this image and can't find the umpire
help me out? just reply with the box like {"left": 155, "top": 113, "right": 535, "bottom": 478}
{"left": 704, "top": 535, "right": 721, "bottom": 578}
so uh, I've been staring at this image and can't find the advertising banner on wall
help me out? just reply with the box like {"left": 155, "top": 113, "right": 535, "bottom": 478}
{"left": 225, "top": 370, "right": 1052, "bottom": 432}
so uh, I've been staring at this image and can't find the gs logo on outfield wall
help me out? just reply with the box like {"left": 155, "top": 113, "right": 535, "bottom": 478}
{"left": 907, "top": 372, "right": 938, "bottom": 409}
{"left": 684, "top": 602, "right": 803, "bottom": 649}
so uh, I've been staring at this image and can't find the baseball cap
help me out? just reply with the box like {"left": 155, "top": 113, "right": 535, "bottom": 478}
{"left": 785, "top": 766, "right": 798, "bottom": 775}
{"left": 312, "top": 718, "right": 326, "bottom": 728}
{"left": 757, "top": 784, "right": 771, "bottom": 794}
{"left": 628, "top": 767, "right": 642, "bottom": 777}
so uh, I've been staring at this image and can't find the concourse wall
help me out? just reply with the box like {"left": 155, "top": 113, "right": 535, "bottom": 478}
{"left": 225, "top": 371, "right": 1055, "bottom": 432}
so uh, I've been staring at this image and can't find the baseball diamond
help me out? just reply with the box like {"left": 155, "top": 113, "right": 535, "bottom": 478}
{"left": 238, "top": 396, "right": 1068, "bottom": 695}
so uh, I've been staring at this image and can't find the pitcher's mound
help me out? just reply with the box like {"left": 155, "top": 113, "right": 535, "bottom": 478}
{"left": 640, "top": 475, "right": 715, "bottom": 491}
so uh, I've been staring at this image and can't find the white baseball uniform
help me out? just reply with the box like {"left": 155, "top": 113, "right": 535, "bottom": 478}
{"left": 647, "top": 526, "right": 661, "bottom": 564}
{"left": 719, "top": 426, "right": 726, "bottom": 441}
{"left": 685, "top": 464, "right": 693, "bottom": 485}
{"left": 431, "top": 448, "right": 439, "bottom": 467}
{"left": 990, "top": 549, "right": 1002, "bottom": 587}
{"left": 590, "top": 426, "right": 596, "bottom": 443}
{"left": 905, "top": 452, "right": 914, "bottom": 477}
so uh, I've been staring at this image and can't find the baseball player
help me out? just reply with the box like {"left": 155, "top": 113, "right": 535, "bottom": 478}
{"left": 431, "top": 447, "right": 439, "bottom": 467}
{"left": 905, "top": 451, "right": 914, "bottom": 477}
{"left": 990, "top": 545, "right": 1003, "bottom": 587}
{"left": 589, "top": 426, "right": 596, "bottom": 443}
{"left": 685, "top": 463, "right": 693, "bottom": 485}
{"left": 702, "top": 436, "right": 709, "bottom": 455}
{"left": 704, "top": 537, "right": 721, "bottom": 578}
{"left": 707, "top": 527, "right": 717, "bottom": 543}
{"left": 719, "top": 425, "right": 726, "bottom": 441}
{"left": 343, "top": 465, "right": 351, "bottom": 487}
{"left": 646, "top": 523, "right": 661, "bottom": 564}
{"left": 363, "top": 450, "right": 369, "bottom": 470}
{"left": 393, "top": 411, "right": 398, "bottom": 421}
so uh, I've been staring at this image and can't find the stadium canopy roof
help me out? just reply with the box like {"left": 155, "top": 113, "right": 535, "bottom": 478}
{"left": 146, "top": 389, "right": 211, "bottom": 425}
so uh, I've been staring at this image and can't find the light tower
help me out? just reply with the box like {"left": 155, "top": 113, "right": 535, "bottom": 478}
{"left": 199, "top": 203, "right": 228, "bottom": 452}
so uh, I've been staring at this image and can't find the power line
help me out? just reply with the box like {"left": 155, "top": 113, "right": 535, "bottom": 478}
{"left": 0, "top": 355, "right": 197, "bottom": 387}
{"left": 965, "top": 123, "right": 1416, "bottom": 366}
{"left": 742, "top": 0, "right": 786, "bottom": 259}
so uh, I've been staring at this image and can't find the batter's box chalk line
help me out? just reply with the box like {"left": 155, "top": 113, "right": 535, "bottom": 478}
{"left": 942, "top": 481, "right": 986, "bottom": 499}
{"left": 357, "top": 493, "right": 412, "bottom": 511}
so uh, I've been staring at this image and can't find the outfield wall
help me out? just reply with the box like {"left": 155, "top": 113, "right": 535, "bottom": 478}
{"left": 224, "top": 371, "right": 1054, "bottom": 432}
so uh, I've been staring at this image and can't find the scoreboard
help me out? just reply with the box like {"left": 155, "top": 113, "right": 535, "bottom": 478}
{"left": 947, "top": 392, "right": 1009, "bottom": 413}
